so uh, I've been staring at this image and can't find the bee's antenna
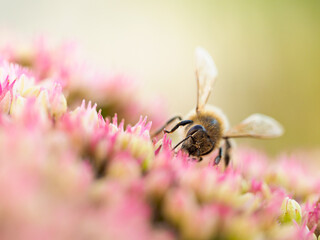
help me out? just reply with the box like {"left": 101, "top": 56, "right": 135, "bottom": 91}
{"left": 173, "top": 134, "right": 195, "bottom": 150}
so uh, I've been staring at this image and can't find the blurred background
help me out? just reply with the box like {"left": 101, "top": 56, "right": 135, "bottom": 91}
{"left": 0, "top": 0, "right": 319, "bottom": 154}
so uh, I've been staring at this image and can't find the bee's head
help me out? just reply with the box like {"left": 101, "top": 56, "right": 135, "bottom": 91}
{"left": 181, "top": 125, "right": 215, "bottom": 157}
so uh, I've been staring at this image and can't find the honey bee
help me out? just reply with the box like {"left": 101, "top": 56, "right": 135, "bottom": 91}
{"left": 154, "top": 47, "right": 284, "bottom": 166}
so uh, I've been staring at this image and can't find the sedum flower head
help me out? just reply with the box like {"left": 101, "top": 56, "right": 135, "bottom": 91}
{"left": 0, "top": 38, "right": 168, "bottom": 130}
{"left": 1, "top": 37, "right": 320, "bottom": 240}
{"left": 110, "top": 114, "right": 155, "bottom": 171}
{"left": 0, "top": 61, "right": 67, "bottom": 125}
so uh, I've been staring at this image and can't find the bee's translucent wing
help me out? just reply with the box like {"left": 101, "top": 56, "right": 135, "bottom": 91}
{"left": 224, "top": 114, "right": 284, "bottom": 138}
{"left": 195, "top": 47, "right": 218, "bottom": 112}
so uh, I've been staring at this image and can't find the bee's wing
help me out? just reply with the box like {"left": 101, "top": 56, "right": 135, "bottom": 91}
{"left": 224, "top": 114, "right": 284, "bottom": 138}
{"left": 195, "top": 47, "right": 218, "bottom": 112}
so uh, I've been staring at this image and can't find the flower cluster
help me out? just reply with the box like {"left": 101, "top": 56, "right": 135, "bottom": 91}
{"left": 0, "top": 40, "right": 320, "bottom": 240}
{"left": 0, "top": 37, "right": 167, "bottom": 129}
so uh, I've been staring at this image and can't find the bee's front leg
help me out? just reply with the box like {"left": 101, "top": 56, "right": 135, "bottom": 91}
{"left": 164, "top": 120, "right": 193, "bottom": 134}
{"left": 188, "top": 150, "right": 202, "bottom": 162}
{"left": 195, "top": 148, "right": 203, "bottom": 162}
{"left": 214, "top": 147, "right": 222, "bottom": 165}
{"left": 191, "top": 156, "right": 203, "bottom": 162}
{"left": 224, "top": 138, "right": 232, "bottom": 166}
{"left": 151, "top": 116, "right": 183, "bottom": 137}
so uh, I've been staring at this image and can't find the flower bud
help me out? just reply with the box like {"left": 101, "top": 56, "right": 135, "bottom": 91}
{"left": 15, "top": 74, "right": 40, "bottom": 97}
{"left": 162, "top": 188, "right": 198, "bottom": 227}
{"left": 279, "top": 197, "right": 302, "bottom": 224}
{"left": 107, "top": 154, "right": 141, "bottom": 183}
{"left": 48, "top": 83, "right": 67, "bottom": 118}
{"left": 145, "top": 169, "right": 172, "bottom": 201}
{"left": 181, "top": 206, "right": 218, "bottom": 240}
{"left": 115, "top": 131, "right": 154, "bottom": 171}
{"left": 0, "top": 90, "right": 12, "bottom": 113}
{"left": 50, "top": 93, "right": 67, "bottom": 118}
{"left": 10, "top": 95, "right": 26, "bottom": 118}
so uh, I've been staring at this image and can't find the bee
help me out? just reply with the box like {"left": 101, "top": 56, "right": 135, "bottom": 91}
{"left": 154, "top": 47, "right": 284, "bottom": 166}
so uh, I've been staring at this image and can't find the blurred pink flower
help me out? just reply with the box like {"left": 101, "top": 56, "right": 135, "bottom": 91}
{"left": 0, "top": 37, "right": 168, "bottom": 129}
{"left": 267, "top": 154, "right": 320, "bottom": 200}
{"left": 233, "top": 147, "right": 269, "bottom": 181}
{"left": 305, "top": 199, "right": 320, "bottom": 237}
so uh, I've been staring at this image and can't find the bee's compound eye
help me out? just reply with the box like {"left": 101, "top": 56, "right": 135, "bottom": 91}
{"left": 187, "top": 125, "right": 206, "bottom": 136}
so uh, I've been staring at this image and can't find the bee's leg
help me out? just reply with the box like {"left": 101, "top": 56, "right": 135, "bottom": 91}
{"left": 195, "top": 148, "right": 203, "bottom": 162}
{"left": 214, "top": 147, "right": 222, "bottom": 165}
{"left": 164, "top": 120, "right": 193, "bottom": 134}
{"left": 192, "top": 150, "right": 202, "bottom": 162}
{"left": 224, "top": 138, "right": 232, "bottom": 166}
{"left": 188, "top": 154, "right": 202, "bottom": 162}
{"left": 151, "top": 116, "right": 183, "bottom": 138}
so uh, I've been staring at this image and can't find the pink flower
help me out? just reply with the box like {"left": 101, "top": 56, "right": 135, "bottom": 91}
{"left": 306, "top": 199, "right": 320, "bottom": 237}
{"left": 233, "top": 147, "right": 269, "bottom": 181}
{"left": 267, "top": 154, "right": 320, "bottom": 199}
{"left": 0, "top": 38, "right": 168, "bottom": 129}
{"left": 1, "top": 35, "right": 320, "bottom": 240}
{"left": 0, "top": 75, "right": 15, "bottom": 113}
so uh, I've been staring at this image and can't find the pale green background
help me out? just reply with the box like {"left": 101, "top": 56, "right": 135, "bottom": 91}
{"left": 1, "top": 0, "right": 319, "bottom": 154}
